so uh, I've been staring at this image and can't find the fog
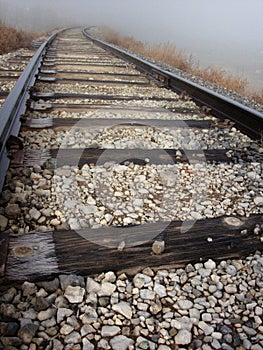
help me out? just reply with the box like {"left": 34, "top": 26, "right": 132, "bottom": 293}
{"left": 0, "top": 0, "right": 262, "bottom": 91}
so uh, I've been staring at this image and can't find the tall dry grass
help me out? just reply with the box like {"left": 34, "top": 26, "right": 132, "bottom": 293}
{"left": 0, "top": 21, "right": 36, "bottom": 55}
{"left": 100, "top": 26, "right": 263, "bottom": 105}
{"left": 102, "top": 27, "right": 193, "bottom": 72}
{"left": 192, "top": 66, "right": 248, "bottom": 95}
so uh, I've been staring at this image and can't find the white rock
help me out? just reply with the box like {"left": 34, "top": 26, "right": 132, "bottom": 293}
{"left": 190, "top": 211, "right": 203, "bottom": 220}
{"left": 127, "top": 212, "right": 138, "bottom": 219}
{"left": 37, "top": 308, "right": 56, "bottom": 321}
{"left": 112, "top": 302, "right": 132, "bottom": 319}
{"left": 86, "top": 277, "right": 100, "bottom": 293}
{"left": 137, "top": 302, "right": 148, "bottom": 311}
{"left": 114, "top": 191, "right": 123, "bottom": 197}
{"left": 101, "top": 325, "right": 121, "bottom": 337}
{"left": 117, "top": 241, "right": 125, "bottom": 252}
{"left": 60, "top": 324, "right": 74, "bottom": 335}
{"left": 216, "top": 207, "right": 225, "bottom": 215}
{"left": 82, "top": 338, "right": 95, "bottom": 350}
{"left": 204, "top": 259, "right": 216, "bottom": 270}
{"left": 247, "top": 171, "right": 259, "bottom": 180}
{"left": 79, "top": 205, "right": 97, "bottom": 215}
{"left": 224, "top": 284, "right": 237, "bottom": 294}
{"left": 222, "top": 199, "right": 231, "bottom": 206}
{"left": 110, "top": 335, "right": 134, "bottom": 350}
{"left": 97, "top": 339, "right": 110, "bottom": 349}
{"left": 198, "top": 268, "right": 212, "bottom": 277}
{"left": 212, "top": 332, "right": 223, "bottom": 340}
{"left": 81, "top": 324, "right": 96, "bottom": 337}
{"left": 159, "top": 170, "right": 177, "bottom": 187}
{"left": 123, "top": 217, "right": 133, "bottom": 225}
{"left": 103, "top": 271, "right": 116, "bottom": 283}
{"left": 53, "top": 339, "right": 64, "bottom": 350}
{"left": 57, "top": 308, "right": 73, "bottom": 323}
{"left": 154, "top": 283, "right": 167, "bottom": 298}
{"left": 22, "top": 281, "right": 37, "bottom": 296}
{"left": 64, "top": 199, "right": 78, "bottom": 209}
{"left": 255, "top": 306, "right": 263, "bottom": 316}
{"left": 198, "top": 321, "right": 214, "bottom": 335}
{"left": 50, "top": 218, "right": 60, "bottom": 226}
{"left": 243, "top": 325, "right": 257, "bottom": 336}
{"left": 204, "top": 208, "right": 213, "bottom": 216}
{"left": 133, "top": 274, "right": 152, "bottom": 289}
{"left": 64, "top": 286, "right": 85, "bottom": 303}
{"left": 29, "top": 208, "right": 41, "bottom": 221}
{"left": 80, "top": 306, "right": 98, "bottom": 324}
{"left": 189, "top": 308, "right": 200, "bottom": 322}
{"left": 68, "top": 218, "right": 80, "bottom": 230}
{"left": 254, "top": 196, "right": 263, "bottom": 206}
{"left": 105, "top": 213, "right": 113, "bottom": 222}
{"left": 98, "top": 282, "right": 116, "bottom": 296}
{"left": 55, "top": 168, "right": 72, "bottom": 177}
{"left": 133, "top": 198, "right": 143, "bottom": 207}
{"left": 171, "top": 317, "right": 193, "bottom": 331}
{"left": 174, "top": 329, "right": 192, "bottom": 345}
{"left": 41, "top": 208, "right": 52, "bottom": 217}
{"left": 202, "top": 313, "right": 212, "bottom": 322}
{"left": 177, "top": 299, "right": 193, "bottom": 310}
{"left": 64, "top": 331, "right": 81, "bottom": 344}
{"left": 152, "top": 240, "right": 165, "bottom": 255}
{"left": 140, "top": 289, "right": 155, "bottom": 300}
{"left": 114, "top": 210, "right": 123, "bottom": 216}
{"left": 87, "top": 196, "right": 96, "bottom": 205}
{"left": 226, "top": 265, "right": 237, "bottom": 276}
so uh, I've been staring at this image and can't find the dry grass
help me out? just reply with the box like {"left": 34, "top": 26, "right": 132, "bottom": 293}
{"left": 100, "top": 26, "right": 262, "bottom": 105}
{"left": 102, "top": 27, "right": 193, "bottom": 72}
{"left": 0, "top": 21, "right": 36, "bottom": 55}
{"left": 249, "top": 90, "right": 263, "bottom": 105}
{"left": 192, "top": 66, "right": 248, "bottom": 95}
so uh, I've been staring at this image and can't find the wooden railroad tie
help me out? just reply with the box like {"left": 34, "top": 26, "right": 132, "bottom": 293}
{"left": 0, "top": 214, "right": 262, "bottom": 286}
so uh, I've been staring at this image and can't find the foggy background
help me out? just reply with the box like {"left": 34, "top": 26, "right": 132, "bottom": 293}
{"left": 0, "top": 0, "right": 262, "bottom": 92}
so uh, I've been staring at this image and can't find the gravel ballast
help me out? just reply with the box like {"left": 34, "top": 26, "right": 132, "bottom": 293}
{"left": 1, "top": 160, "right": 262, "bottom": 234}
{"left": 0, "top": 255, "right": 263, "bottom": 349}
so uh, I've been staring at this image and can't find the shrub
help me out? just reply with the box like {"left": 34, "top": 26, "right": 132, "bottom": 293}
{"left": 250, "top": 90, "right": 263, "bottom": 105}
{"left": 100, "top": 26, "right": 263, "bottom": 104}
{"left": 0, "top": 21, "right": 36, "bottom": 55}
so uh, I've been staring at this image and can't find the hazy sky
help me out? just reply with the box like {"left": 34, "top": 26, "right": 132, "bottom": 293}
{"left": 0, "top": 0, "right": 262, "bottom": 90}
{"left": 1, "top": 0, "right": 262, "bottom": 42}
{"left": 1, "top": 0, "right": 262, "bottom": 51}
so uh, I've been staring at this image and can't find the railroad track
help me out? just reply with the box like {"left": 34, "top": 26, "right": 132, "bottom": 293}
{"left": 0, "top": 27, "right": 262, "bottom": 285}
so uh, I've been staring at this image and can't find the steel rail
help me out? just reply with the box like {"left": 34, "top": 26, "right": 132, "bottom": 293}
{"left": 83, "top": 28, "right": 263, "bottom": 141}
{"left": 0, "top": 30, "right": 64, "bottom": 190}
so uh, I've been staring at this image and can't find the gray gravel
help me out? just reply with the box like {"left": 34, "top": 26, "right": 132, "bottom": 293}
{"left": 0, "top": 254, "right": 263, "bottom": 349}
{"left": 35, "top": 82, "right": 179, "bottom": 98}
{"left": 20, "top": 124, "right": 254, "bottom": 150}
{"left": 1, "top": 159, "right": 262, "bottom": 234}
{"left": 0, "top": 49, "right": 35, "bottom": 71}
{"left": 0, "top": 81, "right": 16, "bottom": 92}
{"left": 25, "top": 109, "right": 208, "bottom": 121}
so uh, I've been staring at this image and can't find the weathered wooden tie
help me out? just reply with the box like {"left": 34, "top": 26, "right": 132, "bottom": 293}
{"left": 21, "top": 118, "right": 213, "bottom": 130}
{"left": 0, "top": 215, "right": 262, "bottom": 285}
{"left": 11, "top": 148, "right": 234, "bottom": 168}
